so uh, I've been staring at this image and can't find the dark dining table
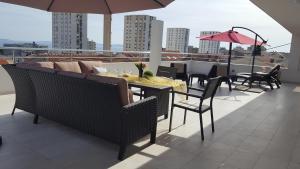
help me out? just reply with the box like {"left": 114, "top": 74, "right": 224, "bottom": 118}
{"left": 128, "top": 82, "right": 172, "bottom": 119}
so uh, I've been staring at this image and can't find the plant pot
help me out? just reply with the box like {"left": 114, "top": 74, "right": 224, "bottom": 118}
{"left": 139, "top": 69, "right": 143, "bottom": 78}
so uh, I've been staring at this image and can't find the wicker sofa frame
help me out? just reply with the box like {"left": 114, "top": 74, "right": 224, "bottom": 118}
{"left": 2, "top": 64, "right": 39, "bottom": 123}
{"left": 3, "top": 64, "right": 158, "bottom": 160}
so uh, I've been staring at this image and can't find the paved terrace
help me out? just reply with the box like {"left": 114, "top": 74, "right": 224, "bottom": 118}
{"left": 0, "top": 83, "right": 300, "bottom": 169}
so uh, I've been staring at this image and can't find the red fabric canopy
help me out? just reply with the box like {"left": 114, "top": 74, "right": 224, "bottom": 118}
{"left": 197, "top": 30, "right": 265, "bottom": 46}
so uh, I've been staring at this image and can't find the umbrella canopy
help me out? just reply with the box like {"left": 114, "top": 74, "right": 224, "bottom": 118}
{"left": 197, "top": 30, "right": 265, "bottom": 46}
{"left": 0, "top": 0, "right": 174, "bottom": 14}
{"left": 197, "top": 30, "right": 267, "bottom": 78}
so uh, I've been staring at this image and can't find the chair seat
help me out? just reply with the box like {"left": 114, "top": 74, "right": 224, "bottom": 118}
{"left": 174, "top": 99, "right": 210, "bottom": 113}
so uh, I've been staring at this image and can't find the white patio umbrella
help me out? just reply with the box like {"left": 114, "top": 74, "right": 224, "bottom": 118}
{"left": 0, "top": 0, "right": 174, "bottom": 50}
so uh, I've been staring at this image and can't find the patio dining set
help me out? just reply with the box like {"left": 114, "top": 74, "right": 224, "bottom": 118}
{"left": 0, "top": 61, "right": 281, "bottom": 160}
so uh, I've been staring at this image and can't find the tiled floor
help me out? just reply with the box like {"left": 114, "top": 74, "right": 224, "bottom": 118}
{"left": 0, "top": 83, "right": 300, "bottom": 169}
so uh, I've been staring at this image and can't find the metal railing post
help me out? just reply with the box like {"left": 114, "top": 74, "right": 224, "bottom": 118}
{"left": 110, "top": 51, "right": 113, "bottom": 63}
{"left": 12, "top": 50, "right": 15, "bottom": 64}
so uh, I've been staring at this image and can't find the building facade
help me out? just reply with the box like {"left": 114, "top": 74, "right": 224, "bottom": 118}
{"left": 188, "top": 46, "right": 199, "bottom": 53}
{"left": 87, "top": 40, "right": 96, "bottom": 50}
{"left": 123, "top": 15, "right": 156, "bottom": 51}
{"left": 199, "top": 31, "right": 220, "bottom": 54}
{"left": 166, "top": 28, "right": 190, "bottom": 53}
{"left": 52, "top": 13, "right": 88, "bottom": 50}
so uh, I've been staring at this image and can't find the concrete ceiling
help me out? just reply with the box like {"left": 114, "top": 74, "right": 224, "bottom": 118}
{"left": 250, "top": 0, "right": 300, "bottom": 35}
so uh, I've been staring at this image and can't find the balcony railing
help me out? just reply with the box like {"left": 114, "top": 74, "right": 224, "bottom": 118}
{"left": 0, "top": 47, "right": 288, "bottom": 69}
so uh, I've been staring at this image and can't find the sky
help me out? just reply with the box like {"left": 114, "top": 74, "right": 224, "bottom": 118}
{"left": 0, "top": 0, "right": 292, "bottom": 52}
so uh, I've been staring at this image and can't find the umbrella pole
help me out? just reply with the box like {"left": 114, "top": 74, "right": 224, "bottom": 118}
{"left": 251, "top": 34, "right": 258, "bottom": 76}
{"left": 227, "top": 42, "right": 233, "bottom": 76}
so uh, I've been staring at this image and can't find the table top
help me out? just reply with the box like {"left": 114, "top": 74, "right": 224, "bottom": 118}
{"left": 96, "top": 73, "right": 186, "bottom": 91}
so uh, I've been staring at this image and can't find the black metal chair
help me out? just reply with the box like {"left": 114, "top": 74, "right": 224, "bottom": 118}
{"left": 216, "top": 64, "right": 232, "bottom": 91}
{"left": 156, "top": 66, "right": 177, "bottom": 79}
{"left": 170, "top": 63, "right": 188, "bottom": 83}
{"left": 169, "top": 76, "right": 221, "bottom": 140}
{"left": 188, "top": 64, "right": 217, "bottom": 86}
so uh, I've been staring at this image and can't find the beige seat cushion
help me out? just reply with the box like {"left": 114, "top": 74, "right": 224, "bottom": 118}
{"left": 36, "top": 62, "right": 54, "bottom": 69}
{"left": 54, "top": 62, "right": 82, "bottom": 73}
{"left": 78, "top": 61, "right": 103, "bottom": 74}
{"left": 87, "top": 75, "right": 130, "bottom": 106}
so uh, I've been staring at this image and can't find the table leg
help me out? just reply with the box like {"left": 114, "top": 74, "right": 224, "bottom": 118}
{"left": 144, "top": 88, "right": 170, "bottom": 118}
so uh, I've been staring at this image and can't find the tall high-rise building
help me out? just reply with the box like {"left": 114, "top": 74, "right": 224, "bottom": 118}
{"left": 88, "top": 40, "right": 96, "bottom": 50}
{"left": 166, "top": 28, "right": 190, "bottom": 53}
{"left": 199, "top": 31, "right": 220, "bottom": 54}
{"left": 52, "top": 13, "right": 88, "bottom": 50}
{"left": 123, "top": 15, "right": 156, "bottom": 51}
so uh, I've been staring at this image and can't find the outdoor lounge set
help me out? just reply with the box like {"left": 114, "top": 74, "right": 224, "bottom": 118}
{"left": 3, "top": 61, "right": 158, "bottom": 160}
{"left": 2, "top": 61, "right": 281, "bottom": 160}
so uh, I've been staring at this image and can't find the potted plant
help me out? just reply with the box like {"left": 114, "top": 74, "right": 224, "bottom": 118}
{"left": 135, "top": 62, "right": 146, "bottom": 78}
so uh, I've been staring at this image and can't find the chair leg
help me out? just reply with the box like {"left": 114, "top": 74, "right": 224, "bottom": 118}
{"left": 275, "top": 81, "right": 280, "bottom": 88}
{"left": 272, "top": 78, "right": 280, "bottom": 88}
{"left": 118, "top": 145, "right": 126, "bottom": 160}
{"left": 249, "top": 80, "right": 253, "bottom": 88}
{"left": 277, "top": 78, "right": 282, "bottom": 85}
{"left": 267, "top": 80, "right": 274, "bottom": 90}
{"left": 33, "top": 115, "right": 39, "bottom": 124}
{"left": 227, "top": 79, "right": 232, "bottom": 91}
{"left": 199, "top": 113, "right": 204, "bottom": 141}
{"left": 183, "top": 109, "right": 187, "bottom": 125}
{"left": 210, "top": 107, "right": 215, "bottom": 133}
{"left": 164, "top": 114, "right": 168, "bottom": 119}
{"left": 139, "top": 90, "right": 143, "bottom": 100}
{"left": 11, "top": 106, "right": 16, "bottom": 116}
{"left": 168, "top": 106, "right": 174, "bottom": 132}
{"left": 241, "top": 79, "right": 248, "bottom": 85}
{"left": 150, "top": 128, "right": 157, "bottom": 144}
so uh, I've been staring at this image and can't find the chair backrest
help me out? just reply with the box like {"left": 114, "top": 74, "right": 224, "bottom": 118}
{"left": 156, "top": 66, "right": 177, "bottom": 79}
{"left": 202, "top": 76, "right": 221, "bottom": 100}
{"left": 170, "top": 63, "right": 187, "bottom": 74}
{"left": 216, "top": 64, "right": 228, "bottom": 77}
{"left": 28, "top": 69, "right": 123, "bottom": 142}
{"left": 269, "top": 64, "right": 280, "bottom": 76}
{"left": 208, "top": 65, "right": 218, "bottom": 78}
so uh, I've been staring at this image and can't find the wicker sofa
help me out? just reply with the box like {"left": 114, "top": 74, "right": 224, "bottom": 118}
{"left": 3, "top": 61, "right": 158, "bottom": 160}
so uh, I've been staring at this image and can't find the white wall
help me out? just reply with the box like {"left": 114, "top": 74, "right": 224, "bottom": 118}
{"left": 0, "top": 61, "right": 284, "bottom": 95}
{"left": 0, "top": 66, "right": 15, "bottom": 95}
{"left": 281, "top": 34, "right": 300, "bottom": 83}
